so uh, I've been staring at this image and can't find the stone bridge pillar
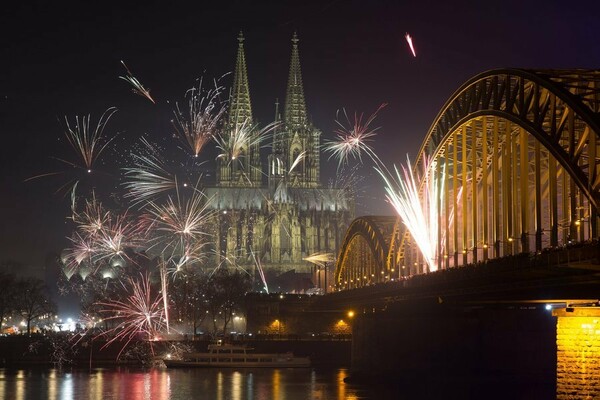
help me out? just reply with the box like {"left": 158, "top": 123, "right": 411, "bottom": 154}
{"left": 554, "top": 307, "right": 600, "bottom": 399}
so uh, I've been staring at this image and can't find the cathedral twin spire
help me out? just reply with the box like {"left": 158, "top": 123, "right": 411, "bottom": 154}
{"left": 219, "top": 31, "right": 319, "bottom": 188}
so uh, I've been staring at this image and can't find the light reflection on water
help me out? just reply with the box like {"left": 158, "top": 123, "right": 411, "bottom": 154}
{"left": 0, "top": 367, "right": 388, "bottom": 400}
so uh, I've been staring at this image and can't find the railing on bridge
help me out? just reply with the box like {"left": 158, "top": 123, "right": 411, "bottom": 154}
{"left": 328, "top": 242, "right": 599, "bottom": 310}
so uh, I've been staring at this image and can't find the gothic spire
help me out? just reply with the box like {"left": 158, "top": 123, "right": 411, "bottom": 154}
{"left": 228, "top": 31, "right": 253, "bottom": 127}
{"left": 272, "top": 98, "right": 284, "bottom": 154}
{"left": 284, "top": 32, "right": 307, "bottom": 128}
{"left": 218, "top": 32, "right": 260, "bottom": 187}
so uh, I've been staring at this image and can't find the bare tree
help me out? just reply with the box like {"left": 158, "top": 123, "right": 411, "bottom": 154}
{"left": 0, "top": 271, "right": 16, "bottom": 332}
{"left": 205, "top": 269, "right": 251, "bottom": 336}
{"left": 170, "top": 269, "right": 210, "bottom": 336}
{"left": 16, "top": 277, "right": 57, "bottom": 335}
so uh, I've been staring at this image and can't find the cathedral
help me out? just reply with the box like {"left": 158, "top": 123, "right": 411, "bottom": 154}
{"left": 203, "top": 32, "right": 354, "bottom": 292}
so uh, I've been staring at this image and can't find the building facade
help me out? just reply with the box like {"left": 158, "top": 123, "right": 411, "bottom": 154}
{"left": 204, "top": 32, "right": 354, "bottom": 292}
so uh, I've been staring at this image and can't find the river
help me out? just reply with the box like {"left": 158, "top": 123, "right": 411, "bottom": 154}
{"left": 0, "top": 367, "right": 406, "bottom": 400}
{"left": 0, "top": 366, "right": 558, "bottom": 399}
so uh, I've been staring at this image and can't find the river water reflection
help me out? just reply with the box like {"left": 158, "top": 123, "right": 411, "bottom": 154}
{"left": 0, "top": 367, "right": 401, "bottom": 400}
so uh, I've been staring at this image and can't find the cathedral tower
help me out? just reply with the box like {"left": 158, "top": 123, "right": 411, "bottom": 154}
{"left": 272, "top": 32, "right": 321, "bottom": 188}
{"left": 205, "top": 33, "right": 354, "bottom": 293}
{"left": 218, "top": 32, "right": 262, "bottom": 187}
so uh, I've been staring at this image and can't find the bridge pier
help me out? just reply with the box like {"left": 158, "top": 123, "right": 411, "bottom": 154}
{"left": 553, "top": 307, "right": 600, "bottom": 399}
{"left": 349, "top": 302, "right": 556, "bottom": 396}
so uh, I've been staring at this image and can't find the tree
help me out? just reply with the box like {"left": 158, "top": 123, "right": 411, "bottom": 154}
{"left": 0, "top": 271, "right": 16, "bottom": 332}
{"left": 205, "top": 269, "right": 251, "bottom": 336}
{"left": 170, "top": 269, "right": 210, "bottom": 335}
{"left": 15, "top": 277, "right": 57, "bottom": 335}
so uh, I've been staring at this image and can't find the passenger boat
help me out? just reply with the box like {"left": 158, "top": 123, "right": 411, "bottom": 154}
{"left": 163, "top": 342, "right": 311, "bottom": 368}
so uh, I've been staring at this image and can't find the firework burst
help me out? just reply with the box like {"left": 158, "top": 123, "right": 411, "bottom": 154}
{"left": 97, "top": 273, "right": 165, "bottom": 357}
{"left": 93, "top": 211, "right": 144, "bottom": 265}
{"left": 172, "top": 78, "right": 227, "bottom": 157}
{"left": 324, "top": 104, "right": 386, "bottom": 168}
{"left": 71, "top": 194, "right": 111, "bottom": 236}
{"left": 119, "top": 61, "right": 156, "bottom": 104}
{"left": 62, "top": 197, "right": 146, "bottom": 280}
{"left": 142, "top": 183, "right": 216, "bottom": 296}
{"left": 145, "top": 189, "right": 214, "bottom": 251}
{"left": 377, "top": 155, "right": 444, "bottom": 272}
{"left": 123, "top": 138, "right": 180, "bottom": 206}
{"left": 60, "top": 107, "right": 118, "bottom": 174}
{"left": 24, "top": 108, "right": 117, "bottom": 197}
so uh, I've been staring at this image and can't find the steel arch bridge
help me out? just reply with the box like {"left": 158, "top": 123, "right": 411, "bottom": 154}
{"left": 335, "top": 68, "right": 600, "bottom": 291}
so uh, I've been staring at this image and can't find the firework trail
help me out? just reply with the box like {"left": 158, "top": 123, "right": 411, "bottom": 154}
{"left": 303, "top": 252, "right": 335, "bottom": 268}
{"left": 377, "top": 155, "right": 444, "bottom": 272}
{"left": 215, "top": 119, "right": 279, "bottom": 164}
{"left": 405, "top": 33, "right": 417, "bottom": 57}
{"left": 96, "top": 273, "right": 166, "bottom": 357}
{"left": 158, "top": 260, "right": 170, "bottom": 333}
{"left": 172, "top": 78, "right": 227, "bottom": 157}
{"left": 142, "top": 183, "right": 215, "bottom": 324}
{"left": 323, "top": 104, "right": 387, "bottom": 169}
{"left": 272, "top": 150, "right": 306, "bottom": 203}
{"left": 288, "top": 151, "right": 306, "bottom": 173}
{"left": 119, "top": 61, "right": 156, "bottom": 104}
{"left": 123, "top": 138, "right": 180, "bottom": 206}
{"left": 165, "top": 240, "right": 209, "bottom": 278}
{"left": 323, "top": 164, "right": 364, "bottom": 209}
{"left": 250, "top": 250, "right": 269, "bottom": 293}
{"left": 207, "top": 251, "right": 237, "bottom": 277}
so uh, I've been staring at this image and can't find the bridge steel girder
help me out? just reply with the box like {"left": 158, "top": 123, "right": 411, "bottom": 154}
{"left": 336, "top": 69, "right": 600, "bottom": 291}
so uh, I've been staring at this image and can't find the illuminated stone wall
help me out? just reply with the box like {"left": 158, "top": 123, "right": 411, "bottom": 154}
{"left": 554, "top": 308, "right": 600, "bottom": 399}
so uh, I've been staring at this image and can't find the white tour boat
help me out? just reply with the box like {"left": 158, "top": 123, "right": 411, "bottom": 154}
{"left": 164, "top": 342, "right": 311, "bottom": 368}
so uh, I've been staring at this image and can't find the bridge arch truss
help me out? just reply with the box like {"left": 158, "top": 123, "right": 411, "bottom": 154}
{"left": 334, "top": 216, "right": 397, "bottom": 290}
{"left": 337, "top": 69, "right": 600, "bottom": 289}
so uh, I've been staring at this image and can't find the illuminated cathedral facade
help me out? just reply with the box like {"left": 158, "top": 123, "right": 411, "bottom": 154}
{"left": 203, "top": 32, "right": 354, "bottom": 291}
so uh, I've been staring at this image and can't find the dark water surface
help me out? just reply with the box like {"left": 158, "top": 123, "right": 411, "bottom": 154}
{"left": 0, "top": 367, "right": 403, "bottom": 400}
{"left": 0, "top": 367, "right": 556, "bottom": 399}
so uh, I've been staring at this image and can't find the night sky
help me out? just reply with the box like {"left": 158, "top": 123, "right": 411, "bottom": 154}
{"left": 1, "top": 0, "right": 600, "bottom": 275}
